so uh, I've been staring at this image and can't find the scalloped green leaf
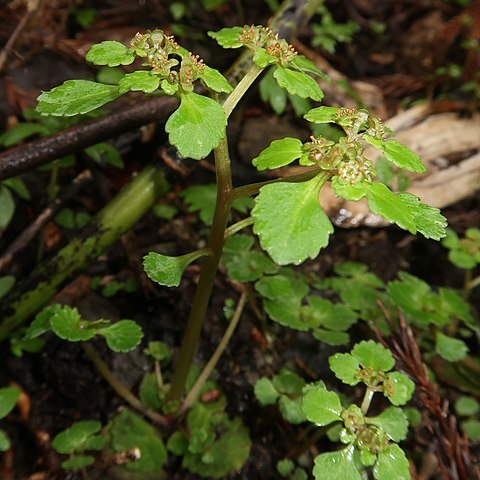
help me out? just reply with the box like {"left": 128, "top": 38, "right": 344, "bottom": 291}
{"left": 252, "top": 137, "right": 303, "bottom": 170}
{"left": 165, "top": 92, "right": 226, "bottom": 159}
{"left": 302, "top": 386, "right": 342, "bottom": 426}
{"left": 253, "top": 48, "right": 276, "bottom": 68}
{"left": 329, "top": 353, "right": 360, "bottom": 386}
{"left": 455, "top": 396, "right": 480, "bottom": 416}
{"left": 201, "top": 65, "right": 233, "bottom": 93}
{"left": 312, "top": 329, "right": 350, "bottom": 345}
{"left": 291, "top": 55, "right": 328, "bottom": 80}
{"left": 303, "top": 297, "right": 357, "bottom": 331}
{"left": 118, "top": 71, "right": 160, "bottom": 94}
{"left": 365, "top": 182, "right": 416, "bottom": 233}
{"left": 143, "top": 250, "right": 210, "bottom": 287}
{"left": 252, "top": 176, "right": 334, "bottom": 265}
{"left": 279, "top": 396, "right": 306, "bottom": 424}
{"left": 50, "top": 306, "right": 96, "bottom": 342}
{"left": 368, "top": 406, "right": 408, "bottom": 442}
{"left": 181, "top": 184, "right": 216, "bottom": 225}
{"left": 384, "top": 372, "right": 415, "bottom": 406}
{"left": 207, "top": 27, "right": 244, "bottom": 48}
{"left": 98, "top": 320, "right": 143, "bottom": 352}
{"left": 52, "top": 421, "right": 102, "bottom": 454}
{"left": 370, "top": 137, "right": 426, "bottom": 173}
{"left": 304, "top": 106, "right": 340, "bottom": 124}
{"left": 373, "top": 444, "right": 410, "bottom": 480}
{"left": 313, "top": 447, "right": 361, "bottom": 480}
{"left": 396, "top": 193, "right": 447, "bottom": 240}
{"left": 37, "top": 80, "right": 121, "bottom": 116}
{"left": 0, "top": 387, "right": 20, "bottom": 419}
{"left": 86, "top": 40, "right": 135, "bottom": 67}
{"left": 352, "top": 340, "right": 395, "bottom": 372}
{"left": 435, "top": 332, "right": 469, "bottom": 362}
{"left": 273, "top": 67, "right": 324, "bottom": 101}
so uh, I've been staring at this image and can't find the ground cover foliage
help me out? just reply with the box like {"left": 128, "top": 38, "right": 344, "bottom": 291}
{"left": 0, "top": 0, "right": 479, "bottom": 479}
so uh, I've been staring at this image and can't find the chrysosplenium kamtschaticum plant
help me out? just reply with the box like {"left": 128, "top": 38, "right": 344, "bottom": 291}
{"left": 35, "top": 25, "right": 447, "bottom": 477}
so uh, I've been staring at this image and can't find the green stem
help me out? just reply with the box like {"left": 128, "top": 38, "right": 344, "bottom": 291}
{"left": 181, "top": 289, "right": 248, "bottom": 413}
{"left": 223, "top": 64, "right": 264, "bottom": 119}
{"left": 0, "top": 164, "right": 169, "bottom": 341}
{"left": 470, "top": 275, "right": 480, "bottom": 291}
{"left": 167, "top": 137, "right": 233, "bottom": 403}
{"left": 224, "top": 217, "right": 255, "bottom": 239}
{"left": 81, "top": 342, "right": 169, "bottom": 428}
{"left": 232, "top": 168, "right": 321, "bottom": 200}
{"left": 463, "top": 268, "right": 473, "bottom": 299}
{"left": 360, "top": 387, "right": 375, "bottom": 414}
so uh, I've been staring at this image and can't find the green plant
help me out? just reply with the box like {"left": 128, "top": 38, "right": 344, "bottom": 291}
{"left": 31, "top": 22, "right": 447, "bottom": 477}
{"left": 454, "top": 396, "right": 480, "bottom": 441}
{"left": 0, "top": 386, "right": 20, "bottom": 451}
{"left": 302, "top": 340, "right": 414, "bottom": 479}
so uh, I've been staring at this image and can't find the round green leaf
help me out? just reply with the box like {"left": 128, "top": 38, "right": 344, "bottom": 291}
{"left": 118, "top": 71, "right": 160, "bottom": 94}
{"left": 0, "top": 387, "right": 20, "bottom": 419}
{"left": 36, "top": 80, "right": 122, "bottom": 116}
{"left": 201, "top": 65, "right": 233, "bottom": 93}
{"left": 373, "top": 444, "right": 410, "bottom": 480}
{"left": 165, "top": 92, "right": 226, "bottom": 159}
{"left": 384, "top": 372, "right": 415, "bottom": 406}
{"left": 367, "top": 406, "right": 408, "bottom": 442}
{"left": 254, "top": 378, "right": 278, "bottom": 405}
{"left": 98, "top": 320, "right": 143, "bottom": 352}
{"left": 455, "top": 396, "right": 480, "bottom": 417}
{"left": 86, "top": 40, "right": 135, "bottom": 67}
{"left": 304, "top": 106, "right": 340, "bottom": 124}
{"left": 50, "top": 307, "right": 96, "bottom": 342}
{"left": 252, "top": 137, "right": 303, "bottom": 170}
{"left": 461, "top": 419, "right": 480, "bottom": 441}
{"left": 352, "top": 340, "right": 395, "bottom": 372}
{"left": 329, "top": 353, "right": 360, "bottom": 386}
{"left": 273, "top": 67, "right": 324, "bottom": 101}
{"left": 435, "top": 332, "right": 469, "bottom": 362}
{"left": 313, "top": 448, "right": 361, "bottom": 480}
{"left": 207, "top": 27, "right": 244, "bottom": 48}
{"left": 302, "top": 386, "right": 342, "bottom": 426}
{"left": 278, "top": 396, "right": 306, "bottom": 424}
{"left": 143, "top": 250, "right": 209, "bottom": 287}
{"left": 52, "top": 420, "right": 102, "bottom": 454}
{"left": 252, "top": 176, "right": 334, "bottom": 265}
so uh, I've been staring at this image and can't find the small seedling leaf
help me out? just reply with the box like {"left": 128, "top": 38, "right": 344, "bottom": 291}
{"left": 0, "top": 185, "right": 14, "bottom": 230}
{"left": 313, "top": 447, "right": 361, "bottom": 480}
{"left": 277, "top": 459, "right": 295, "bottom": 477}
{"left": 139, "top": 373, "right": 163, "bottom": 411}
{"left": 461, "top": 419, "right": 480, "bottom": 441}
{"left": 62, "top": 455, "right": 95, "bottom": 470}
{"left": 166, "top": 92, "right": 226, "bottom": 159}
{"left": 303, "top": 297, "right": 357, "bottom": 331}
{"left": 201, "top": 65, "right": 233, "bottom": 93}
{"left": 373, "top": 444, "right": 410, "bottom": 480}
{"left": 384, "top": 372, "right": 415, "bottom": 406}
{"left": 329, "top": 353, "right": 360, "bottom": 386}
{"left": 118, "top": 71, "right": 160, "bottom": 94}
{"left": 252, "top": 137, "right": 304, "bottom": 170}
{"left": 302, "top": 386, "right": 342, "bottom": 426}
{"left": 108, "top": 410, "right": 167, "bottom": 473}
{"left": 207, "top": 27, "right": 244, "bottom": 48}
{"left": 97, "top": 320, "right": 143, "bottom": 352}
{"left": 455, "top": 396, "right": 480, "bottom": 417}
{"left": 278, "top": 396, "right": 306, "bottom": 424}
{"left": 376, "top": 138, "right": 426, "bottom": 173}
{"left": 52, "top": 421, "right": 102, "bottom": 454}
{"left": 273, "top": 67, "right": 324, "bottom": 101}
{"left": 352, "top": 340, "right": 395, "bottom": 372}
{"left": 143, "top": 341, "right": 172, "bottom": 362}
{"left": 144, "top": 250, "right": 209, "bottom": 287}
{"left": 49, "top": 307, "right": 96, "bottom": 342}
{"left": 304, "top": 106, "right": 340, "bottom": 124}
{"left": 0, "top": 387, "right": 20, "bottom": 419}
{"left": 252, "top": 177, "right": 334, "bottom": 265}
{"left": 86, "top": 40, "right": 135, "bottom": 66}
{"left": 85, "top": 142, "right": 123, "bottom": 168}
{"left": 368, "top": 406, "right": 408, "bottom": 442}
{"left": 312, "top": 329, "right": 350, "bottom": 345}
{"left": 273, "top": 370, "right": 306, "bottom": 395}
{"left": 26, "top": 304, "right": 62, "bottom": 339}
{"left": 254, "top": 378, "right": 279, "bottom": 405}
{"left": 0, "top": 429, "right": 11, "bottom": 451}
{"left": 181, "top": 184, "right": 216, "bottom": 225}
{"left": 435, "top": 332, "right": 469, "bottom": 362}
{"left": 0, "top": 122, "right": 49, "bottom": 147}
{"left": 37, "top": 80, "right": 122, "bottom": 116}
